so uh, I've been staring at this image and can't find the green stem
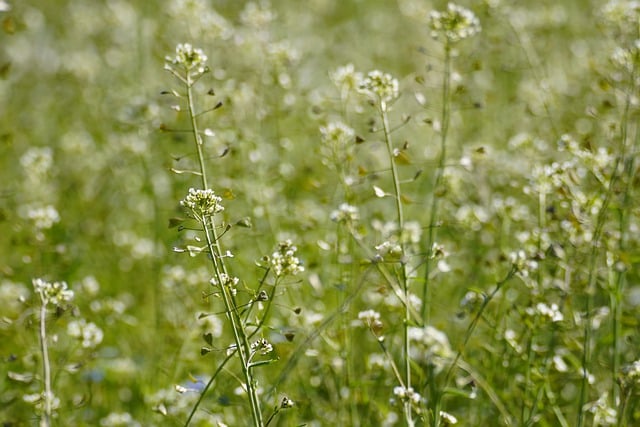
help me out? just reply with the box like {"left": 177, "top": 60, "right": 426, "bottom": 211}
{"left": 433, "top": 266, "right": 516, "bottom": 427}
{"left": 242, "top": 268, "right": 272, "bottom": 329}
{"left": 577, "top": 42, "right": 636, "bottom": 427}
{"left": 184, "top": 70, "right": 263, "bottom": 427}
{"left": 520, "top": 331, "right": 535, "bottom": 425}
{"left": 264, "top": 407, "right": 280, "bottom": 427}
{"left": 618, "top": 387, "right": 632, "bottom": 427}
{"left": 422, "top": 43, "right": 452, "bottom": 326}
{"left": 184, "top": 352, "right": 234, "bottom": 427}
{"left": 611, "top": 58, "right": 639, "bottom": 407}
{"left": 38, "top": 301, "right": 52, "bottom": 427}
{"left": 380, "top": 99, "right": 413, "bottom": 427}
{"left": 247, "top": 277, "right": 279, "bottom": 341}
{"left": 202, "top": 222, "right": 262, "bottom": 426}
{"left": 576, "top": 114, "right": 625, "bottom": 427}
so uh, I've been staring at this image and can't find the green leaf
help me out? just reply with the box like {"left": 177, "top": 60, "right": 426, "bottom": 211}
{"left": 168, "top": 217, "right": 185, "bottom": 228}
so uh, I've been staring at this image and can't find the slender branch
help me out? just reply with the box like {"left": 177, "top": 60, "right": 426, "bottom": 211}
{"left": 38, "top": 301, "right": 52, "bottom": 427}
{"left": 422, "top": 43, "right": 452, "bottom": 325}
{"left": 377, "top": 89, "right": 416, "bottom": 426}
{"left": 181, "top": 65, "right": 264, "bottom": 426}
{"left": 433, "top": 266, "right": 516, "bottom": 427}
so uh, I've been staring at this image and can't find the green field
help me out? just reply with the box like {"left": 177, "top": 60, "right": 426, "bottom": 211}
{"left": 1, "top": 0, "right": 639, "bottom": 426}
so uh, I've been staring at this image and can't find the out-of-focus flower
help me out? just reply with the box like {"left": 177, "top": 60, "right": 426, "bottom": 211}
{"left": 330, "top": 203, "right": 359, "bottom": 224}
{"left": 33, "top": 278, "right": 74, "bottom": 307}
{"left": 165, "top": 43, "right": 208, "bottom": 74}
{"left": 68, "top": 319, "right": 104, "bottom": 348}
{"left": 429, "top": 3, "right": 481, "bottom": 43}
{"left": 270, "top": 240, "right": 304, "bottom": 277}
{"left": 358, "top": 70, "right": 399, "bottom": 110}
{"left": 330, "top": 63, "right": 364, "bottom": 99}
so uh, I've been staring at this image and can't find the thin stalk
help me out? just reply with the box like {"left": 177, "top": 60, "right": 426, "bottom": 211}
{"left": 185, "top": 73, "right": 228, "bottom": 275}
{"left": 264, "top": 407, "right": 281, "bottom": 427}
{"left": 184, "top": 70, "right": 263, "bottom": 427}
{"left": 202, "top": 222, "right": 263, "bottom": 426}
{"left": 247, "top": 277, "right": 279, "bottom": 341}
{"left": 422, "top": 43, "right": 452, "bottom": 325}
{"left": 611, "top": 57, "right": 639, "bottom": 407}
{"left": 618, "top": 387, "right": 632, "bottom": 427}
{"left": 185, "top": 352, "right": 234, "bottom": 427}
{"left": 370, "top": 321, "right": 422, "bottom": 425}
{"left": 548, "top": 383, "right": 570, "bottom": 427}
{"left": 335, "top": 222, "right": 358, "bottom": 425}
{"left": 433, "top": 266, "right": 516, "bottom": 427}
{"left": 380, "top": 100, "right": 412, "bottom": 426}
{"left": 611, "top": 279, "right": 623, "bottom": 403}
{"left": 520, "top": 333, "right": 535, "bottom": 425}
{"left": 38, "top": 301, "right": 52, "bottom": 427}
{"left": 577, "top": 44, "right": 636, "bottom": 427}
{"left": 456, "top": 359, "right": 514, "bottom": 425}
{"left": 537, "top": 190, "right": 546, "bottom": 289}
{"left": 380, "top": 106, "right": 405, "bottom": 248}
{"left": 268, "top": 264, "right": 374, "bottom": 396}
{"left": 576, "top": 116, "right": 626, "bottom": 427}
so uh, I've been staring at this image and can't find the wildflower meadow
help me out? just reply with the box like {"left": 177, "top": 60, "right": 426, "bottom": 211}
{"left": 1, "top": 0, "right": 639, "bottom": 426}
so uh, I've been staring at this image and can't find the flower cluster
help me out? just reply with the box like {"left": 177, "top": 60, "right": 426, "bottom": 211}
{"left": 392, "top": 385, "right": 422, "bottom": 405}
{"left": 525, "top": 302, "right": 564, "bottom": 323}
{"left": 270, "top": 240, "right": 304, "bottom": 277}
{"left": 99, "top": 411, "right": 141, "bottom": 427}
{"left": 168, "top": 0, "right": 233, "bottom": 41}
{"left": 620, "top": 359, "right": 640, "bottom": 388}
{"left": 610, "top": 42, "right": 640, "bottom": 72}
{"left": 602, "top": 0, "right": 640, "bottom": 37}
{"left": 33, "top": 278, "right": 74, "bottom": 307}
{"left": 430, "top": 242, "right": 452, "bottom": 273}
{"left": 330, "top": 203, "right": 359, "bottom": 224}
{"left": 440, "top": 411, "right": 458, "bottom": 425}
{"left": 585, "top": 393, "right": 617, "bottom": 426}
{"left": 358, "top": 70, "right": 399, "bottom": 109}
{"left": 320, "top": 121, "right": 355, "bottom": 147}
{"left": 429, "top": 3, "right": 481, "bottom": 43}
{"left": 250, "top": 338, "right": 273, "bottom": 356}
{"left": 267, "top": 40, "right": 299, "bottom": 69}
{"left": 67, "top": 319, "right": 104, "bottom": 349}
{"left": 20, "top": 146, "right": 53, "bottom": 177}
{"left": 358, "top": 309, "right": 383, "bottom": 332}
{"left": 26, "top": 205, "right": 60, "bottom": 230}
{"left": 374, "top": 240, "right": 403, "bottom": 261}
{"left": 320, "top": 121, "right": 356, "bottom": 167}
{"left": 239, "top": 1, "right": 276, "bottom": 29}
{"left": 209, "top": 273, "right": 239, "bottom": 296}
{"left": 165, "top": 43, "right": 208, "bottom": 74}
{"left": 509, "top": 250, "right": 539, "bottom": 278}
{"left": 558, "top": 134, "right": 613, "bottom": 182}
{"left": 408, "top": 325, "right": 453, "bottom": 370}
{"left": 330, "top": 63, "right": 363, "bottom": 98}
{"left": 180, "top": 188, "right": 224, "bottom": 219}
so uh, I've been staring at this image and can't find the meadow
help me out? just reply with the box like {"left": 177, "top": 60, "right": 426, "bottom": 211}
{"left": 0, "top": 0, "right": 639, "bottom": 426}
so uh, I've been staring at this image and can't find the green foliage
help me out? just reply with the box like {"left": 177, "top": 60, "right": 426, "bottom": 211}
{"left": 1, "top": 0, "right": 639, "bottom": 426}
